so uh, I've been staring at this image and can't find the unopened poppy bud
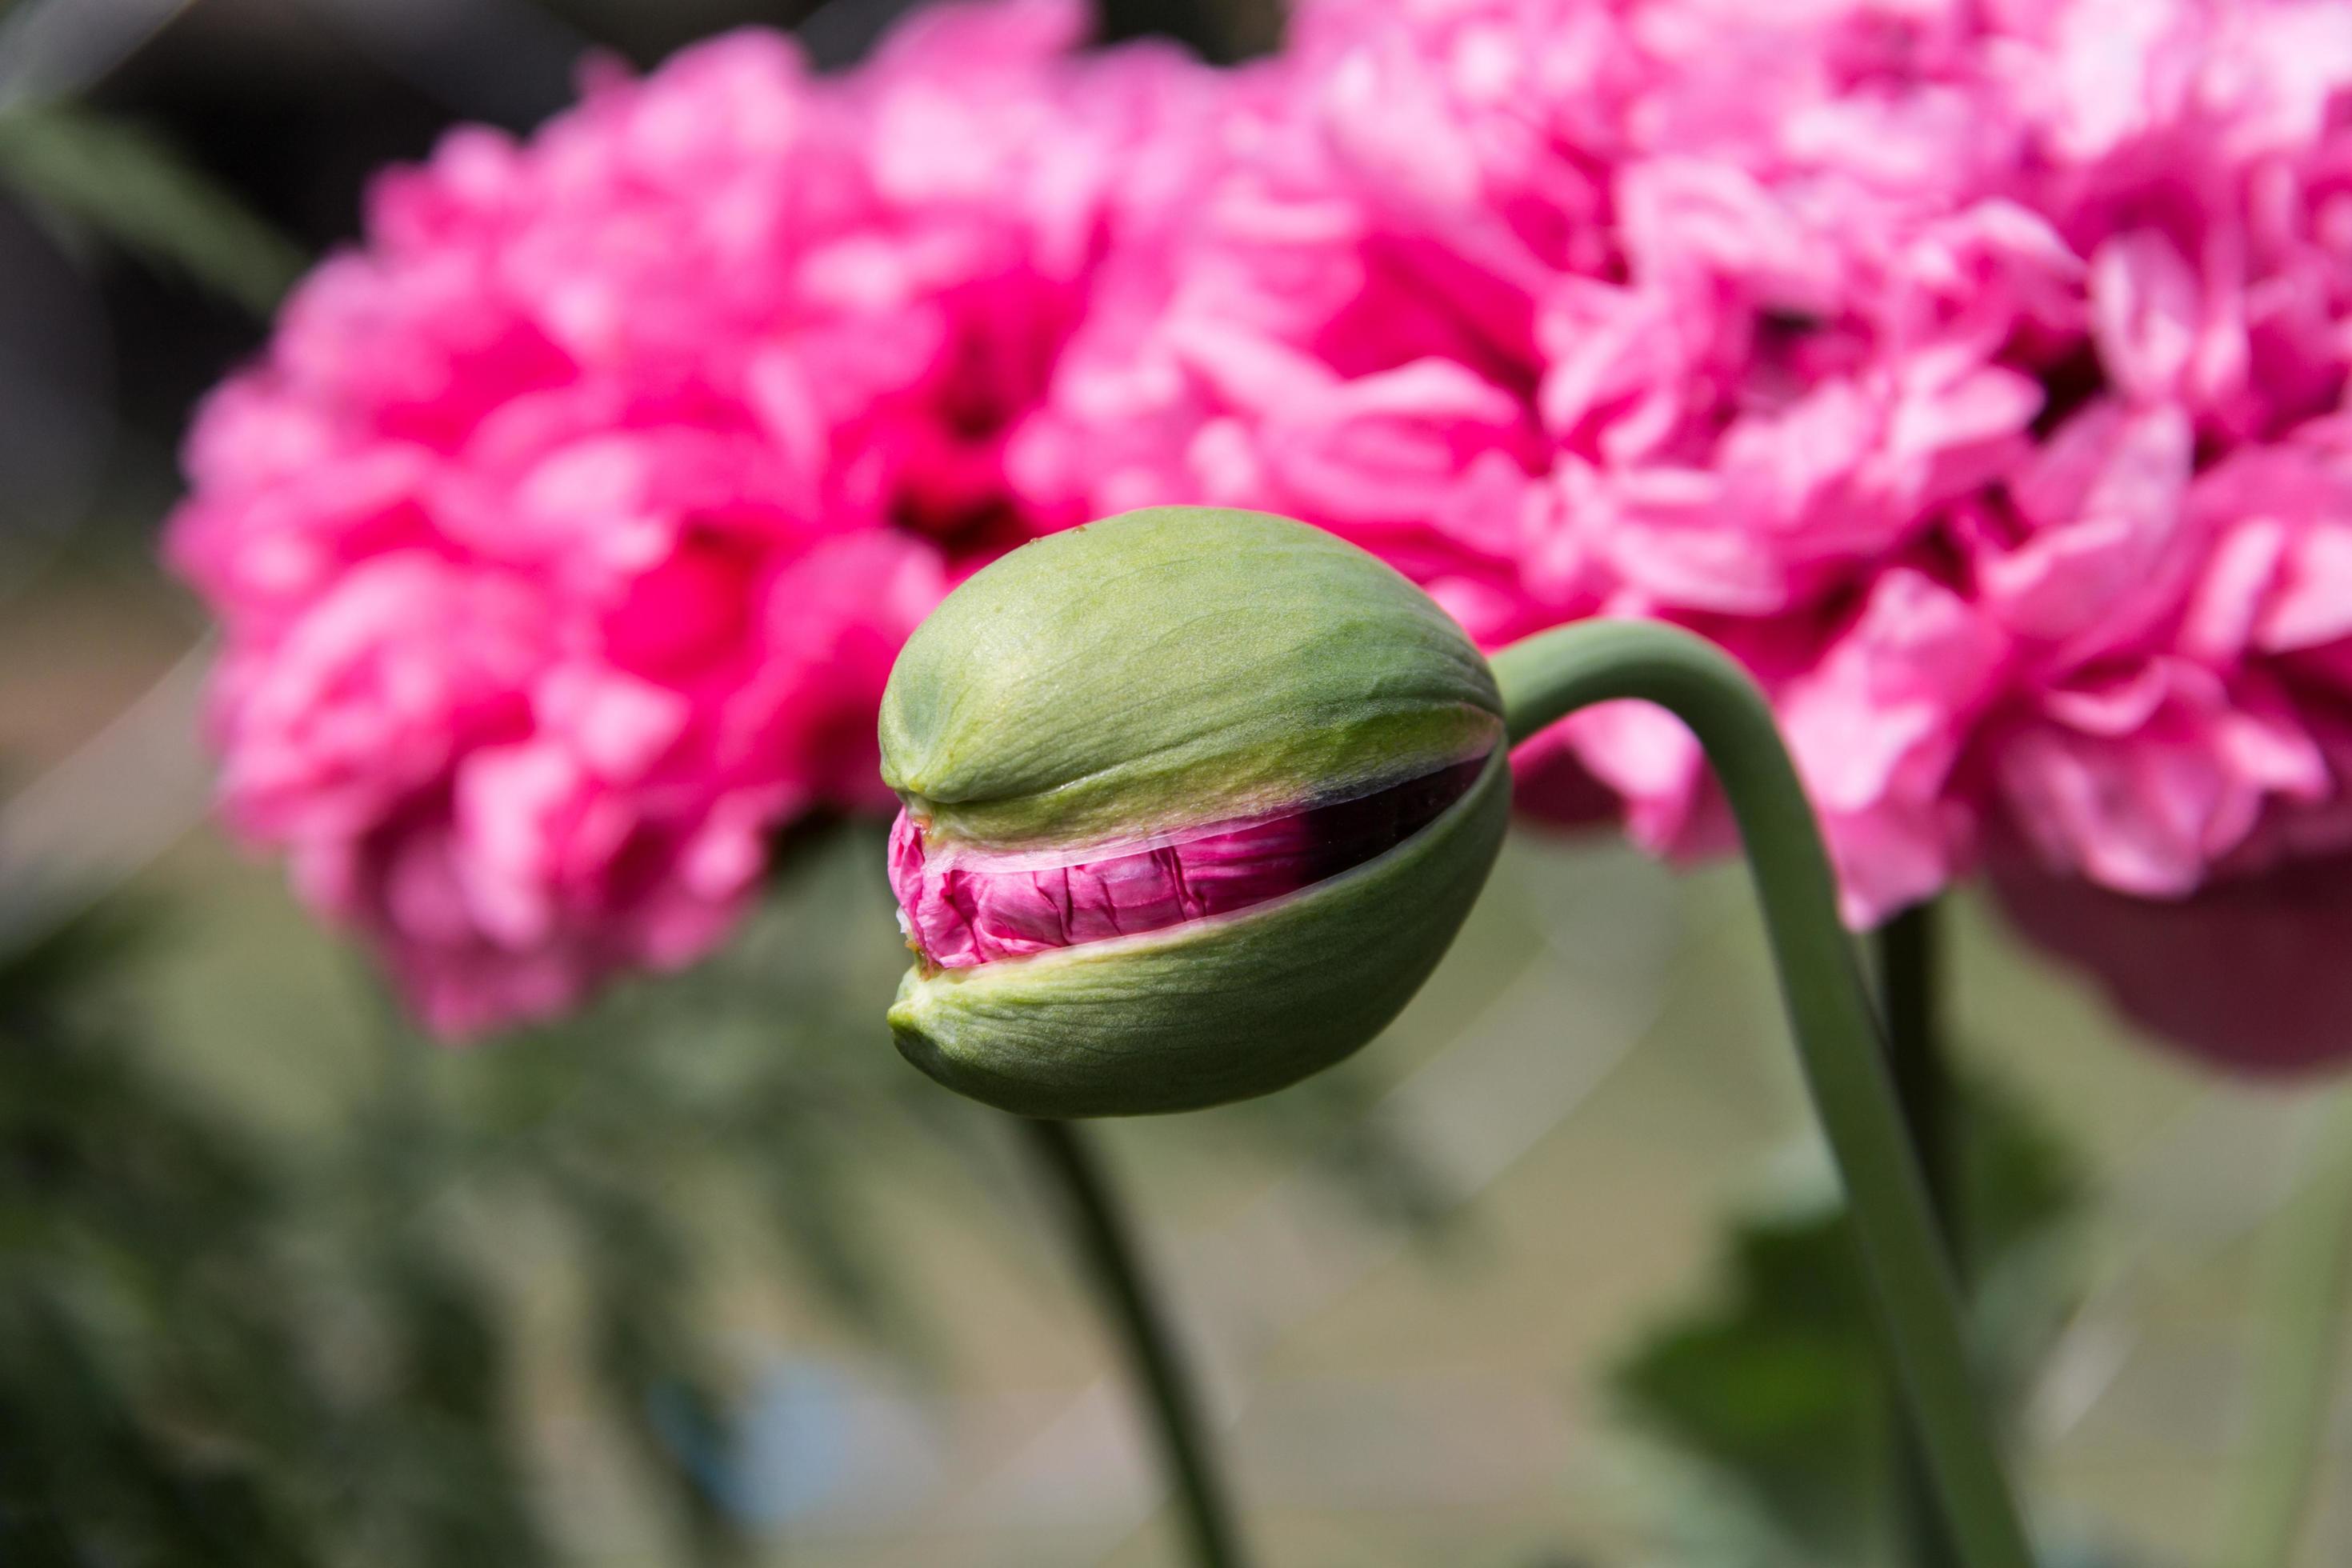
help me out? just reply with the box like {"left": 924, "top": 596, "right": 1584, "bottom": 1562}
{"left": 880, "top": 506, "right": 1510, "bottom": 1116}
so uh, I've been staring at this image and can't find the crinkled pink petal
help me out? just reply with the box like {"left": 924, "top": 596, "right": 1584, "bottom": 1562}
{"left": 213, "top": 554, "right": 548, "bottom": 841}
{"left": 1780, "top": 570, "right": 2009, "bottom": 817}
{"left": 1978, "top": 402, "right": 2197, "bottom": 662}
{"left": 2090, "top": 229, "right": 2206, "bottom": 403}
{"left": 1997, "top": 658, "right": 2326, "bottom": 898}
{"left": 890, "top": 757, "right": 1486, "bottom": 968}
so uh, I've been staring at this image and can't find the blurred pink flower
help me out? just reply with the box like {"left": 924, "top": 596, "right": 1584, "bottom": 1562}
{"left": 173, "top": 0, "right": 2352, "bottom": 1067}
{"left": 169, "top": 0, "right": 1224, "bottom": 1036}
{"left": 1012, "top": 0, "right": 2352, "bottom": 996}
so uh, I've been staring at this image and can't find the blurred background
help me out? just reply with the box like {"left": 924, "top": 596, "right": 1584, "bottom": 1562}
{"left": 0, "top": 1, "right": 2342, "bottom": 1564}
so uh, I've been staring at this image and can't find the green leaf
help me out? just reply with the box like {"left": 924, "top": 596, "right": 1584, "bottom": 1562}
{"left": 0, "top": 103, "right": 303, "bottom": 316}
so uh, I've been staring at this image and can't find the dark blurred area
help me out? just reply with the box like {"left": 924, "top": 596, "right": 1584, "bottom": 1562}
{"left": 0, "top": 0, "right": 1266, "bottom": 579}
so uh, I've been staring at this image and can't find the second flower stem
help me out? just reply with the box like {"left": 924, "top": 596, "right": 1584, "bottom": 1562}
{"left": 1491, "top": 619, "right": 2034, "bottom": 1568}
{"left": 1880, "top": 901, "right": 1960, "bottom": 1242}
{"left": 1881, "top": 899, "right": 1965, "bottom": 1568}
{"left": 1015, "top": 1116, "right": 1250, "bottom": 1568}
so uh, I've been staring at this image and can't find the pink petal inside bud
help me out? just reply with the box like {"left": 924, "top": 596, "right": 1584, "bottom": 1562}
{"left": 891, "top": 756, "right": 1489, "bottom": 969}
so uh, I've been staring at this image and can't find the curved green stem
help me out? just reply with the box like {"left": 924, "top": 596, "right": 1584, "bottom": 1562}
{"left": 2219, "top": 1089, "right": 2352, "bottom": 1568}
{"left": 1015, "top": 1117, "right": 1250, "bottom": 1568}
{"left": 1491, "top": 619, "right": 2035, "bottom": 1568}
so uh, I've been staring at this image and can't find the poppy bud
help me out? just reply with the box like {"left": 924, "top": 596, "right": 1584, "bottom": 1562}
{"left": 880, "top": 506, "right": 1510, "bottom": 1116}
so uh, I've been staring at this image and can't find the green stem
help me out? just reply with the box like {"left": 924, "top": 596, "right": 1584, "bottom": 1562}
{"left": 2219, "top": 1089, "right": 2352, "bottom": 1568}
{"left": 1880, "top": 902, "right": 1960, "bottom": 1253}
{"left": 1015, "top": 1117, "right": 1250, "bottom": 1568}
{"left": 1880, "top": 901, "right": 1964, "bottom": 1568}
{"left": 1491, "top": 619, "right": 2034, "bottom": 1568}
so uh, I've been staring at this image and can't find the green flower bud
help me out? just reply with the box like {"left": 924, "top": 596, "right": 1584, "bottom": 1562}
{"left": 882, "top": 506, "right": 1510, "bottom": 1118}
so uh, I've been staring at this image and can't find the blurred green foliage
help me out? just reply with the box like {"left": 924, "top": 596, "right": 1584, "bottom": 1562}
{"left": 0, "top": 791, "right": 1482, "bottom": 1564}
{"left": 0, "top": 906, "right": 335, "bottom": 1565}
{"left": 0, "top": 824, "right": 962, "bottom": 1565}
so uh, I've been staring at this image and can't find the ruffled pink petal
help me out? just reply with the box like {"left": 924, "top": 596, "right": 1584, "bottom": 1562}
{"left": 890, "top": 757, "right": 1486, "bottom": 968}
